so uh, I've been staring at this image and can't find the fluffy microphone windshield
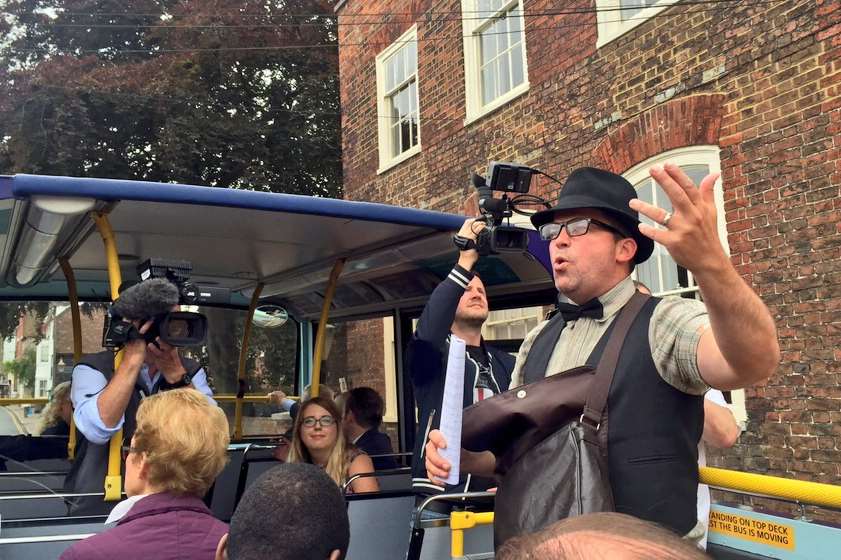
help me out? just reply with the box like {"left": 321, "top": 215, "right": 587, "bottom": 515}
{"left": 111, "top": 278, "right": 180, "bottom": 320}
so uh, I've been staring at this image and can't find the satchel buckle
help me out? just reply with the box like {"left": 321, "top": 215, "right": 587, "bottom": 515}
{"left": 579, "top": 413, "right": 600, "bottom": 431}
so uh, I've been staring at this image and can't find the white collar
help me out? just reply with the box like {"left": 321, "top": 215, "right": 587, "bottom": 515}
{"left": 104, "top": 494, "right": 150, "bottom": 526}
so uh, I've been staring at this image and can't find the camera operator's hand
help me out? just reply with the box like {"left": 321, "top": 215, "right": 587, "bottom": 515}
{"left": 146, "top": 338, "right": 187, "bottom": 384}
{"left": 123, "top": 320, "right": 153, "bottom": 369}
{"left": 456, "top": 218, "right": 485, "bottom": 271}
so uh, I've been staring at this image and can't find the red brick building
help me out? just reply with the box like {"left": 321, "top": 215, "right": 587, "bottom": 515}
{"left": 334, "top": 0, "right": 840, "bottom": 495}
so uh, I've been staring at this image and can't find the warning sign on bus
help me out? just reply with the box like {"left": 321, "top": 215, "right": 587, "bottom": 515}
{"left": 709, "top": 510, "right": 795, "bottom": 550}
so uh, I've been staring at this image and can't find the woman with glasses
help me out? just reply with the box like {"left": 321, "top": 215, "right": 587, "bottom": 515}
{"left": 60, "top": 389, "right": 230, "bottom": 560}
{"left": 288, "top": 396, "right": 379, "bottom": 494}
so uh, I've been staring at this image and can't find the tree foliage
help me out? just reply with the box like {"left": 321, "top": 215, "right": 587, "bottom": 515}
{"left": 4, "top": 346, "right": 37, "bottom": 391}
{"left": 0, "top": 0, "right": 342, "bottom": 196}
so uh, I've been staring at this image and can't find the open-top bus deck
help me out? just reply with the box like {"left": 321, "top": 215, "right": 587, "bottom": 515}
{"left": 0, "top": 174, "right": 838, "bottom": 559}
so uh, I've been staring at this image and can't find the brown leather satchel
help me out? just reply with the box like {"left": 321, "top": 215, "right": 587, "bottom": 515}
{"left": 461, "top": 293, "right": 648, "bottom": 546}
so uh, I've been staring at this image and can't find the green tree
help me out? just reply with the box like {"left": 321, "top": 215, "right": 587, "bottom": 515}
{"left": 0, "top": 0, "right": 341, "bottom": 195}
{"left": 4, "top": 346, "right": 37, "bottom": 391}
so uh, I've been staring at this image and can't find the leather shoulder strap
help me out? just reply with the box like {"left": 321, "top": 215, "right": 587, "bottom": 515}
{"left": 581, "top": 292, "right": 649, "bottom": 427}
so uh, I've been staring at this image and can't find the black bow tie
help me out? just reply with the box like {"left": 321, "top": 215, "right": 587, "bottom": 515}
{"left": 555, "top": 298, "right": 604, "bottom": 322}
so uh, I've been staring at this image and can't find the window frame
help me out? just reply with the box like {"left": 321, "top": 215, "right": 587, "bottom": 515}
{"left": 595, "top": 0, "right": 680, "bottom": 49}
{"left": 623, "top": 146, "right": 746, "bottom": 428}
{"left": 461, "top": 0, "right": 530, "bottom": 125}
{"left": 375, "top": 25, "right": 422, "bottom": 174}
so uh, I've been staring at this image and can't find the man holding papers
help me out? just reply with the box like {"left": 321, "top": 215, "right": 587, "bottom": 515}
{"left": 407, "top": 218, "right": 514, "bottom": 500}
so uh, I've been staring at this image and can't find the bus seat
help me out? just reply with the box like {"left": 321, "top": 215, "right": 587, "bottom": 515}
{"left": 243, "top": 459, "right": 278, "bottom": 491}
{"left": 345, "top": 493, "right": 415, "bottom": 560}
{"left": 375, "top": 469, "right": 412, "bottom": 492}
{"left": 0, "top": 520, "right": 104, "bottom": 560}
{"left": 207, "top": 446, "right": 247, "bottom": 521}
{"left": 0, "top": 472, "right": 72, "bottom": 520}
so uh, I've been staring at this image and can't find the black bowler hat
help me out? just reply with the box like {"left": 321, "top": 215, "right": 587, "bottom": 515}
{"left": 530, "top": 167, "right": 654, "bottom": 264}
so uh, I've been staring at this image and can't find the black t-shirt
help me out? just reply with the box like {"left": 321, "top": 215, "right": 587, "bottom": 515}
{"left": 467, "top": 345, "right": 496, "bottom": 401}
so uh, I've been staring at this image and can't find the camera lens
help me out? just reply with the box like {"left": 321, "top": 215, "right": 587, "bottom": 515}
{"left": 179, "top": 280, "right": 199, "bottom": 304}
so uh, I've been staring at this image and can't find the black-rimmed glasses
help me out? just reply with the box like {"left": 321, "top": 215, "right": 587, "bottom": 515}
{"left": 301, "top": 415, "right": 336, "bottom": 429}
{"left": 538, "top": 217, "right": 624, "bottom": 241}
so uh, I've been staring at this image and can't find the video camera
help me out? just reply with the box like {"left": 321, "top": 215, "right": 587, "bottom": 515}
{"left": 463, "top": 162, "right": 548, "bottom": 255}
{"left": 103, "top": 259, "right": 230, "bottom": 350}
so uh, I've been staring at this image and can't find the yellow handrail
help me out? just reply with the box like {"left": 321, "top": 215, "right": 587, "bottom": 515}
{"left": 0, "top": 398, "right": 50, "bottom": 405}
{"left": 92, "top": 212, "right": 124, "bottom": 502}
{"left": 450, "top": 511, "right": 495, "bottom": 558}
{"left": 310, "top": 259, "right": 344, "bottom": 398}
{"left": 215, "top": 394, "right": 297, "bottom": 403}
{"left": 59, "top": 257, "right": 82, "bottom": 460}
{"left": 445, "top": 468, "right": 841, "bottom": 558}
{"left": 233, "top": 283, "right": 263, "bottom": 441}
{"left": 700, "top": 466, "right": 841, "bottom": 509}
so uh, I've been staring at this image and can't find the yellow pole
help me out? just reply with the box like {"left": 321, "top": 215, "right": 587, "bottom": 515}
{"left": 451, "top": 527, "right": 464, "bottom": 558}
{"left": 91, "top": 212, "right": 124, "bottom": 502}
{"left": 310, "top": 259, "right": 344, "bottom": 398}
{"left": 59, "top": 258, "right": 82, "bottom": 461}
{"left": 449, "top": 511, "right": 495, "bottom": 558}
{"left": 700, "top": 466, "right": 841, "bottom": 509}
{"left": 233, "top": 283, "right": 263, "bottom": 441}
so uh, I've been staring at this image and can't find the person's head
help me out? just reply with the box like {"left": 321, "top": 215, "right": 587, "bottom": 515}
{"left": 288, "top": 396, "right": 347, "bottom": 486}
{"left": 531, "top": 168, "right": 654, "bottom": 304}
{"left": 40, "top": 381, "right": 72, "bottom": 432}
{"left": 454, "top": 274, "right": 489, "bottom": 329}
{"left": 125, "top": 388, "right": 229, "bottom": 497}
{"left": 343, "top": 387, "right": 384, "bottom": 435}
{"left": 496, "top": 512, "right": 709, "bottom": 560}
{"left": 218, "top": 463, "right": 349, "bottom": 560}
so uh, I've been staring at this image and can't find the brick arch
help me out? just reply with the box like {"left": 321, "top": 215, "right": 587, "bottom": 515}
{"left": 592, "top": 93, "right": 726, "bottom": 174}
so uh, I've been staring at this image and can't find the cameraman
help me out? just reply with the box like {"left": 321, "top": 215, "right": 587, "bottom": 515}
{"left": 407, "top": 219, "right": 514, "bottom": 504}
{"left": 65, "top": 279, "right": 215, "bottom": 514}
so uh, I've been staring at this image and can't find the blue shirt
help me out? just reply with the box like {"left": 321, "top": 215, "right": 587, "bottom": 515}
{"left": 71, "top": 363, "right": 216, "bottom": 445}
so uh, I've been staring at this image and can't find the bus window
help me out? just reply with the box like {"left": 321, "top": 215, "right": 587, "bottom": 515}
{"left": 182, "top": 306, "right": 299, "bottom": 438}
{"left": 321, "top": 316, "right": 400, "bottom": 457}
{"left": 482, "top": 305, "right": 547, "bottom": 356}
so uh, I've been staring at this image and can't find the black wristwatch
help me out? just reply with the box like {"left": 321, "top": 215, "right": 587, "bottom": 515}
{"left": 453, "top": 234, "right": 478, "bottom": 251}
{"left": 159, "top": 372, "right": 192, "bottom": 391}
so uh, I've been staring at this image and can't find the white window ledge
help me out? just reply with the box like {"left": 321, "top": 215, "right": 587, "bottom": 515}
{"left": 464, "top": 81, "right": 530, "bottom": 127}
{"left": 376, "top": 143, "right": 422, "bottom": 175}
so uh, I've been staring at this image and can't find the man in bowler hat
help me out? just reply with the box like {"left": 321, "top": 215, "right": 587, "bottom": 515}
{"left": 424, "top": 164, "right": 779, "bottom": 541}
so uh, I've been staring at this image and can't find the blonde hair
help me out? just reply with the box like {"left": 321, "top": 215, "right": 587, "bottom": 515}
{"left": 132, "top": 389, "right": 230, "bottom": 497}
{"left": 39, "top": 381, "right": 71, "bottom": 433}
{"left": 288, "top": 396, "right": 349, "bottom": 487}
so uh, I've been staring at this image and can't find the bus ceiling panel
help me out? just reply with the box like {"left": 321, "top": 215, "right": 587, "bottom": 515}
{"left": 57, "top": 202, "right": 449, "bottom": 289}
{"left": 0, "top": 196, "right": 100, "bottom": 289}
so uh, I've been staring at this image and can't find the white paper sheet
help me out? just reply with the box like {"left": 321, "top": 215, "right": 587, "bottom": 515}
{"left": 439, "top": 335, "right": 465, "bottom": 485}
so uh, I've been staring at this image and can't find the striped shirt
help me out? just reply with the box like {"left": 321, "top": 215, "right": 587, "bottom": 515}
{"left": 509, "top": 276, "right": 710, "bottom": 395}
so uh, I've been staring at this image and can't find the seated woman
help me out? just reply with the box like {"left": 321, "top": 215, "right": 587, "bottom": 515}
{"left": 41, "top": 381, "right": 73, "bottom": 436}
{"left": 0, "top": 381, "right": 73, "bottom": 469}
{"left": 60, "top": 389, "right": 230, "bottom": 560}
{"left": 287, "top": 396, "right": 378, "bottom": 494}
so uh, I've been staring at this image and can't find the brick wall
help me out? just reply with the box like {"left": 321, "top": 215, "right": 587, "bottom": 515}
{"left": 54, "top": 307, "right": 106, "bottom": 356}
{"left": 337, "top": 0, "right": 841, "bottom": 506}
{"left": 323, "top": 319, "right": 387, "bottom": 398}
